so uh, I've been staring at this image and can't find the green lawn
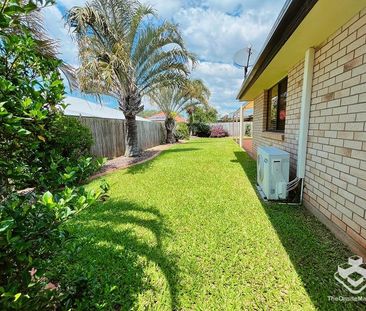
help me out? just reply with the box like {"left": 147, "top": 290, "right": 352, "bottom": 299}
{"left": 60, "top": 138, "right": 364, "bottom": 310}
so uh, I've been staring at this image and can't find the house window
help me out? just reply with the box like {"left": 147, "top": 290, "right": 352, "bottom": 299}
{"left": 267, "top": 77, "right": 288, "bottom": 132}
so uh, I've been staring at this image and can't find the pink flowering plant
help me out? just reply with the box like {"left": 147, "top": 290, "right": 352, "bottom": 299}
{"left": 210, "top": 125, "right": 228, "bottom": 138}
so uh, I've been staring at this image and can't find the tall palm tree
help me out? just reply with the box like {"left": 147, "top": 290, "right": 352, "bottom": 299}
{"left": 150, "top": 79, "right": 210, "bottom": 143}
{"left": 67, "top": 0, "right": 195, "bottom": 156}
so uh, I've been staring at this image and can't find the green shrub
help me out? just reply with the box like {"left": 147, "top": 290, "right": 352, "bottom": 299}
{"left": 191, "top": 122, "right": 211, "bottom": 137}
{"left": 0, "top": 1, "right": 108, "bottom": 308}
{"left": 0, "top": 185, "right": 108, "bottom": 310}
{"left": 175, "top": 123, "right": 190, "bottom": 140}
{"left": 49, "top": 116, "right": 93, "bottom": 160}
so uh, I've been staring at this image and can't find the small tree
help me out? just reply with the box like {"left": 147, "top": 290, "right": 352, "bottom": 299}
{"left": 150, "top": 79, "right": 210, "bottom": 143}
{"left": 190, "top": 106, "right": 218, "bottom": 124}
{"left": 67, "top": 0, "right": 195, "bottom": 156}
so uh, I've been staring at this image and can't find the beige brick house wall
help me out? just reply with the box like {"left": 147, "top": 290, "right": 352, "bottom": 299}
{"left": 304, "top": 9, "right": 366, "bottom": 251}
{"left": 252, "top": 9, "right": 366, "bottom": 253}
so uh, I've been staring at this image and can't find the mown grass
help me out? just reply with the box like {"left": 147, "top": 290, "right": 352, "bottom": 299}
{"left": 60, "top": 138, "right": 364, "bottom": 310}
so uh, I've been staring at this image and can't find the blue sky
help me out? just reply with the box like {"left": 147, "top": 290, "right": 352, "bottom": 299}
{"left": 43, "top": 0, "right": 286, "bottom": 115}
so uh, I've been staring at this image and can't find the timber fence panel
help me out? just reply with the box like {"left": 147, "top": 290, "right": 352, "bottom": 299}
{"left": 75, "top": 116, "right": 166, "bottom": 159}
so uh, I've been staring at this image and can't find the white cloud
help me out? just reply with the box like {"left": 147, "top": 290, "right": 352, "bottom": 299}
{"left": 192, "top": 61, "right": 243, "bottom": 115}
{"left": 140, "top": 0, "right": 182, "bottom": 18}
{"left": 42, "top": 5, "right": 78, "bottom": 67}
{"left": 202, "top": 0, "right": 244, "bottom": 12}
{"left": 174, "top": 7, "right": 275, "bottom": 64}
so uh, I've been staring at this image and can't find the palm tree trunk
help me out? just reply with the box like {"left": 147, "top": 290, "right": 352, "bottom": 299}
{"left": 125, "top": 116, "right": 140, "bottom": 157}
{"left": 165, "top": 117, "right": 176, "bottom": 144}
{"left": 190, "top": 111, "right": 194, "bottom": 136}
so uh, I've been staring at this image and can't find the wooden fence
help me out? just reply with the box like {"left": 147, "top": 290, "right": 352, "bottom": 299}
{"left": 210, "top": 122, "right": 253, "bottom": 137}
{"left": 76, "top": 116, "right": 166, "bottom": 159}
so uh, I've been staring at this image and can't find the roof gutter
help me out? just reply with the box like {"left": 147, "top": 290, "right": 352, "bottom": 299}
{"left": 236, "top": 0, "right": 318, "bottom": 100}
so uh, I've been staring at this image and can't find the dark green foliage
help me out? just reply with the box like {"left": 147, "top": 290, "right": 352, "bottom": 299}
{"left": 191, "top": 122, "right": 211, "bottom": 137}
{"left": 0, "top": 1, "right": 108, "bottom": 308}
{"left": 48, "top": 116, "right": 93, "bottom": 160}
{"left": 175, "top": 123, "right": 190, "bottom": 140}
{"left": 188, "top": 106, "right": 216, "bottom": 137}
{"left": 0, "top": 186, "right": 107, "bottom": 309}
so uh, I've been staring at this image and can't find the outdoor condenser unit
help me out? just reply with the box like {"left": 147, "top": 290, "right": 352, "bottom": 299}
{"left": 257, "top": 146, "right": 290, "bottom": 200}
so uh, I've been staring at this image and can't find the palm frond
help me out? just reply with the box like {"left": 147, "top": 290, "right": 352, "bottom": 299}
{"left": 149, "top": 78, "right": 211, "bottom": 118}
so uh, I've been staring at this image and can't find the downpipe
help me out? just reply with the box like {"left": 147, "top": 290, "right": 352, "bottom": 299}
{"left": 286, "top": 47, "right": 315, "bottom": 205}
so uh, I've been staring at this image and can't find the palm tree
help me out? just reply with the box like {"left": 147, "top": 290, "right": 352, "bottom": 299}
{"left": 149, "top": 79, "right": 210, "bottom": 143}
{"left": 67, "top": 0, "right": 195, "bottom": 156}
{"left": 185, "top": 105, "right": 196, "bottom": 136}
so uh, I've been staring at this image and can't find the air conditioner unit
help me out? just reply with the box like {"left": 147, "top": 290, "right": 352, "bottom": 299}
{"left": 257, "top": 146, "right": 290, "bottom": 200}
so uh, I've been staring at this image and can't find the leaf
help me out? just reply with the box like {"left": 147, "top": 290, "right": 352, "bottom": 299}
{"left": 23, "top": 2, "right": 38, "bottom": 13}
{"left": 51, "top": 80, "right": 63, "bottom": 87}
{"left": 17, "top": 128, "right": 31, "bottom": 135}
{"left": 77, "top": 196, "right": 86, "bottom": 205}
{"left": 14, "top": 293, "right": 21, "bottom": 302}
{"left": 37, "top": 135, "right": 46, "bottom": 142}
{"left": 0, "top": 219, "right": 14, "bottom": 233}
{"left": 65, "top": 207, "right": 73, "bottom": 217}
{"left": 4, "top": 5, "right": 25, "bottom": 16}
{"left": 41, "top": 191, "right": 54, "bottom": 205}
{"left": 21, "top": 98, "right": 32, "bottom": 108}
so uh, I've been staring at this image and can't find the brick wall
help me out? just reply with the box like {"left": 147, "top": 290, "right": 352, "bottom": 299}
{"left": 304, "top": 9, "right": 366, "bottom": 251}
{"left": 252, "top": 9, "right": 366, "bottom": 253}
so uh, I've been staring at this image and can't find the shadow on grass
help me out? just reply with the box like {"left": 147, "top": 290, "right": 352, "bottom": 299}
{"left": 62, "top": 199, "right": 180, "bottom": 310}
{"left": 232, "top": 151, "right": 365, "bottom": 310}
{"left": 162, "top": 147, "right": 201, "bottom": 153}
{"left": 127, "top": 147, "right": 201, "bottom": 175}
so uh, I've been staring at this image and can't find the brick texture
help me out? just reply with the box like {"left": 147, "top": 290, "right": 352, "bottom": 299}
{"left": 252, "top": 10, "right": 366, "bottom": 251}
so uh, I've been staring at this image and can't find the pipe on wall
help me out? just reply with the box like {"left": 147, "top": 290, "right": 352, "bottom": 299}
{"left": 239, "top": 105, "right": 243, "bottom": 148}
{"left": 297, "top": 47, "right": 315, "bottom": 202}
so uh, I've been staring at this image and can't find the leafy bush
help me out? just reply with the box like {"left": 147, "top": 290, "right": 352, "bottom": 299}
{"left": 175, "top": 123, "right": 190, "bottom": 140}
{"left": 0, "top": 185, "right": 108, "bottom": 310}
{"left": 49, "top": 116, "right": 93, "bottom": 160}
{"left": 191, "top": 122, "right": 211, "bottom": 137}
{"left": 0, "top": 1, "right": 108, "bottom": 308}
{"left": 210, "top": 125, "right": 228, "bottom": 138}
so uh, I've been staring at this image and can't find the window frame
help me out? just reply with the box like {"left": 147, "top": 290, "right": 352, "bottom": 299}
{"left": 266, "top": 77, "right": 288, "bottom": 133}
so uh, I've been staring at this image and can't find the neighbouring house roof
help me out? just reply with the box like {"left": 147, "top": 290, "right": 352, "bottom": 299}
{"left": 237, "top": 0, "right": 366, "bottom": 101}
{"left": 63, "top": 96, "right": 150, "bottom": 121}
{"left": 148, "top": 112, "right": 187, "bottom": 123}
